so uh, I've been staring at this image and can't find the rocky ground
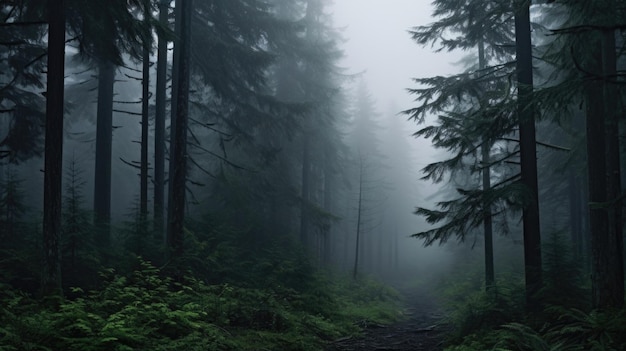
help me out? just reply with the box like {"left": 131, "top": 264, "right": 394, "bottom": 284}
{"left": 327, "top": 288, "right": 446, "bottom": 351}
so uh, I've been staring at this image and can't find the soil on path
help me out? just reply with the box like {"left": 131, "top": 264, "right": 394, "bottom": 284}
{"left": 326, "top": 288, "right": 445, "bottom": 351}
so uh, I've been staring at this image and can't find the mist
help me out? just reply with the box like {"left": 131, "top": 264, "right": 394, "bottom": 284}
{"left": 2, "top": 0, "right": 624, "bottom": 350}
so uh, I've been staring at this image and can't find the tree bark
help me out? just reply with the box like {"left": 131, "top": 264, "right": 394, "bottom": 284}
{"left": 154, "top": 0, "right": 168, "bottom": 238}
{"left": 594, "top": 27, "right": 624, "bottom": 309}
{"left": 323, "top": 156, "right": 333, "bottom": 266}
{"left": 140, "top": 4, "right": 150, "bottom": 223}
{"left": 93, "top": 60, "right": 115, "bottom": 246}
{"left": 514, "top": 0, "right": 542, "bottom": 310}
{"left": 352, "top": 157, "right": 363, "bottom": 279}
{"left": 167, "top": 0, "right": 192, "bottom": 260}
{"left": 42, "top": 0, "right": 65, "bottom": 297}
{"left": 482, "top": 140, "right": 494, "bottom": 291}
{"left": 583, "top": 32, "right": 612, "bottom": 309}
{"left": 166, "top": 0, "right": 182, "bottom": 243}
{"left": 568, "top": 170, "right": 583, "bottom": 261}
{"left": 300, "top": 132, "right": 311, "bottom": 247}
{"left": 478, "top": 39, "right": 495, "bottom": 293}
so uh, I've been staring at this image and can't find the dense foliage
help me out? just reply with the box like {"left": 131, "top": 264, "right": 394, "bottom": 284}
{"left": 436, "top": 239, "right": 626, "bottom": 351}
{"left": 0, "top": 259, "right": 400, "bottom": 351}
{"left": 407, "top": 0, "right": 626, "bottom": 348}
{"left": 0, "top": 0, "right": 414, "bottom": 349}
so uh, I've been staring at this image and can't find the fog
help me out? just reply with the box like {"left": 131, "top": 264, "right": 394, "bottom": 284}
{"left": 329, "top": 0, "right": 463, "bottom": 282}
{"left": 3, "top": 0, "right": 479, "bottom": 288}
{"left": 5, "top": 2, "right": 625, "bottom": 349}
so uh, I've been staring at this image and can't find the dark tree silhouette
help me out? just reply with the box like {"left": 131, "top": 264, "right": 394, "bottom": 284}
{"left": 514, "top": 0, "right": 542, "bottom": 310}
{"left": 42, "top": 0, "right": 66, "bottom": 297}
{"left": 167, "top": 0, "right": 192, "bottom": 260}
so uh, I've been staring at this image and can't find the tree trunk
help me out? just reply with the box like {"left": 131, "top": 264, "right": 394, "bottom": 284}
{"left": 166, "top": 0, "right": 182, "bottom": 243}
{"left": 568, "top": 170, "right": 583, "bottom": 261}
{"left": 482, "top": 140, "right": 494, "bottom": 291}
{"left": 42, "top": 0, "right": 65, "bottom": 297}
{"left": 167, "top": 0, "right": 192, "bottom": 260}
{"left": 140, "top": 5, "right": 150, "bottom": 223}
{"left": 154, "top": 0, "right": 168, "bottom": 238}
{"left": 353, "top": 158, "right": 363, "bottom": 279}
{"left": 478, "top": 39, "right": 495, "bottom": 293}
{"left": 300, "top": 132, "right": 311, "bottom": 247}
{"left": 584, "top": 33, "right": 611, "bottom": 309}
{"left": 514, "top": 0, "right": 542, "bottom": 310}
{"left": 594, "top": 27, "right": 624, "bottom": 309}
{"left": 93, "top": 60, "right": 115, "bottom": 246}
{"left": 323, "top": 159, "right": 333, "bottom": 266}
{"left": 139, "top": 0, "right": 152, "bottom": 223}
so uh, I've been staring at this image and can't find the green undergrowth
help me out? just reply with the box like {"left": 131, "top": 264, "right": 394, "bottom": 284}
{"left": 439, "top": 233, "right": 626, "bottom": 351}
{"left": 0, "top": 260, "right": 401, "bottom": 351}
{"left": 445, "top": 307, "right": 626, "bottom": 351}
{"left": 441, "top": 276, "right": 626, "bottom": 351}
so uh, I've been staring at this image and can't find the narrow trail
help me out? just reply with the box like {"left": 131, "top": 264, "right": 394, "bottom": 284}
{"left": 327, "top": 288, "right": 446, "bottom": 351}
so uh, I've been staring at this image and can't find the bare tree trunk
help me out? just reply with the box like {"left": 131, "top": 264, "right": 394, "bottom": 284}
{"left": 166, "top": 0, "right": 182, "bottom": 244}
{"left": 353, "top": 158, "right": 363, "bottom": 279}
{"left": 94, "top": 60, "right": 115, "bottom": 246}
{"left": 300, "top": 133, "right": 310, "bottom": 247}
{"left": 42, "top": 0, "right": 65, "bottom": 297}
{"left": 323, "top": 160, "right": 333, "bottom": 266}
{"left": 482, "top": 140, "right": 494, "bottom": 291}
{"left": 568, "top": 170, "right": 583, "bottom": 261}
{"left": 583, "top": 32, "right": 612, "bottom": 309}
{"left": 594, "top": 27, "right": 624, "bottom": 309}
{"left": 154, "top": 0, "right": 168, "bottom": 238}
{"left": 514, "top": 0, "right": 542, "bottom": 310}
{"left": 140, "top": 2, "right": 150, "bottom": 223}
{"left": 167, "top": 0, "right": 192, "bottom": 260}
{"left": 478, "top": 39, "right": 495, "bottom": 293}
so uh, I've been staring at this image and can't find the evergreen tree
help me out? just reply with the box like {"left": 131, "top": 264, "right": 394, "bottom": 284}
{"left": 348, "top": 81, "right": 386, "bottom": 275}
{"left": 69, "top": 0, "right": 146, "bottom": 246}
{"left": 61, "top": 156, "right": 97, "bottom": 290}
{"left": 405, "top": 0, "right": 517, "bottom": 264}
{"left": 0, "top": 168, "right": 27, "bottom": 242}
{"left": 379, "top": 102, "right": 416, "bottom": 274}
{"left": 196, "top": 0, "right": 348, "bottom": 265}
{"left": 0, "top": 1, "right": 47, "bottom": 163}
{"left": 406, "top": 0, "right": 548, "bottom": 306}
{"left": 165, "top": 0, "right": 299, "bottom": 247}
{"left": 537, "top": 0, "right": 625, "bottom": 309}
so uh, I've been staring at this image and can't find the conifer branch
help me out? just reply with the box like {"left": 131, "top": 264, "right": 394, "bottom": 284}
{"left": 550, "top": 23, "right": 626, "bottom": 35}
{"left": 119, "top": 157, "right": 142, "bottom": 169}
{"left": 187, "top": 141, "right": 248, "bottom": 171}
{"left": 189, "top": 117, "right": 233, "bottom": 137}
{"left": 187, "top": 154, "right": 216, "bottom": 179}
{"left": 498, "top": 137, "right": 570, "bottom": 151}
{"left": 0, "top": 20, "right": 47, "bottom": 27}
{"left": 113, "top": 109, "right": 142, "bottom": 116}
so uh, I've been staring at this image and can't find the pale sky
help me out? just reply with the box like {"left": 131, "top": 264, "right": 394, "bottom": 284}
{"left": 329, "top": 0, "right": 459, "bottom": 114}
{"left": 329, "top": 0, "right": 462, "bottom": 178}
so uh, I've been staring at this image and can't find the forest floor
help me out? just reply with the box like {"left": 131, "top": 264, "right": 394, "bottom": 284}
{"left": 326, "top": 285, "right": 446, "bottom": 351}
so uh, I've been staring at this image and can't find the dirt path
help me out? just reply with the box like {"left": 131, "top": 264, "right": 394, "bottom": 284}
{"left": 327, "top": 288, "right": 445, "bottom": 351}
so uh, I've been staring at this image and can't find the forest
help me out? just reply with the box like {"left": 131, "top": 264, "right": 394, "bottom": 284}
{"left": 1, "top": 0, "right": 626, "bottom": 350}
